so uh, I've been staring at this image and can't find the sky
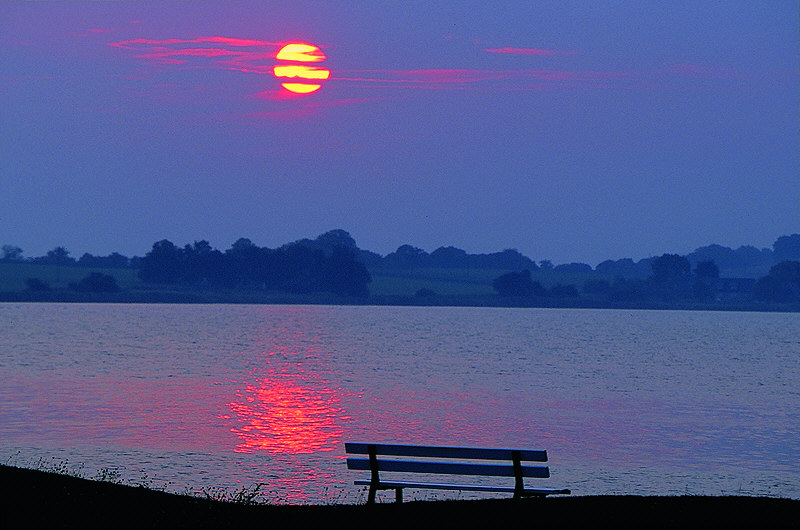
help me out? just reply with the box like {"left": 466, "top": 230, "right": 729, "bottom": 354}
{"left": 1, "top": 1, "right": 797, "bottom": 266}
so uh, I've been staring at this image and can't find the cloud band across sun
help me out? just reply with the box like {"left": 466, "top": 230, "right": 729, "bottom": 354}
{"left": 273, "top": 43, "right": 331, "bottom": 94}
{"left": 106, "top": 33, "right": 763, "bottom": 106}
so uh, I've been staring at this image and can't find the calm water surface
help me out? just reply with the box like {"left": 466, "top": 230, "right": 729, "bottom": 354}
{"left": 1, "top": 303, "right": 798, "bottom": 502}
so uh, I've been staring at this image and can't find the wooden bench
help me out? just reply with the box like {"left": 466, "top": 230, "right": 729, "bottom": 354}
{"left": 345, "top": 442, "right": 571, "bottom": 504}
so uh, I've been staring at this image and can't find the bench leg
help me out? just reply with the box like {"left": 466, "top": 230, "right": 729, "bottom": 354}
{"left": 395, "top": 488, "right": 403, "bottom": 503}
{"left": 367, "top": 485, "right": 376, "bottom": 505}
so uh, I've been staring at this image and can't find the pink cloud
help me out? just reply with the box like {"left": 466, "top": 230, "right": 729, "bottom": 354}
{"left": 109, "top": 34, "right": 615, "bottom": 94}
{"left": 483, "top": 47, "right": 579, "bottom": 56}
{"left": 75, "top": 27, "right": 114, "bottom": 38}
{"left": 134, "top": 47, "right": 248, "bottom": 64}
{"left": 335, "top": 68, "right": 630, "bottom": 91}
{"left": 108, "top": 32, "right": 749, "bottom": 103}
{"left": 109, "top": 36, "right": 281, "bottom": 50}
{"left": 335, "top": 69, "right": 516, "bottom": 88}
{"left": 109, "top": 35, "right": 291, "bottom": 74}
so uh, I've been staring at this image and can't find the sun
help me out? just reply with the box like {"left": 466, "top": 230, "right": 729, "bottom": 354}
{"left": 274, "top": 43, "right": 330, "bottom": 94}
{"left": 276, "top": 43, "right": 326, "bottom": 63}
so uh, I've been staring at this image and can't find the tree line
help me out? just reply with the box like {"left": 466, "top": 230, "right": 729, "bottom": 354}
{"left": 1, "top": 244, "right": 134, "bottom": 269}
{"left": 138, "top": 238, "right": 371, "bottom": 297}
{"left": 5, "top": 231, "right": 796, "bottom": 278}
{"left": 2, "top": 231, "right": 798, "bottom": 303}
{"left": 364, "top": 234, "right": 798, "bottom": 279}
{"left": 492, "top": 253, "right": 800, "bottom": 304}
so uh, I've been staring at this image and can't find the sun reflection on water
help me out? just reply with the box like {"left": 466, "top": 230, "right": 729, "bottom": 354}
{"left": 226, "top": 370, "right": 346, "bottom": 454}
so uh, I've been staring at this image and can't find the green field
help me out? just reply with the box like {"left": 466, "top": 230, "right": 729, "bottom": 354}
{"left": 0, "top": 263, "right": 141, "bottom": 291}
{"left": 1, "top": 261, "right": 792, "bottom": 311}
{"left": 368, "top": 267, "right": 611, "bottom": 296}
{"left": 368, "top": 268, "right": 500, "bottom": 296}
{"left": 1, "top": 262, "right": 611, "bottom": 297}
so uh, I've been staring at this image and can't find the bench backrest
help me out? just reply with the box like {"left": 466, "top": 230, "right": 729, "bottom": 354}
{"left": 345, "top": 442, "right": 550, "bottom": 479}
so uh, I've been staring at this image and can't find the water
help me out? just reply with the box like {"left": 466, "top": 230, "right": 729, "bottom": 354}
{"left": 1, "top": 303, "right": 798, "bottom": 502}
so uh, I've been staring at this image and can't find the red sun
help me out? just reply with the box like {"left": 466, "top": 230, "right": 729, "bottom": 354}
{"left": 273, "top": 43, "right": 330, "bottom": 94}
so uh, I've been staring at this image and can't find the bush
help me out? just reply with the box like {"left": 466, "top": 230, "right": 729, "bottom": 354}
{"left": 752, "top": 260, "right": 800, "bottom": 302}
{"left": 492, "top": 270, "right": 546, "bottom": 297}
{"left": 70, "top": 272, "right": 120, "bottom": 293}
{"left": 550, "top": 283, "right": 579, "bottom": 297}
{"left": 582, "top": 279, "right": 610, "bottom": 294}
{"left": 24, "top": 278, "right": 52, "bottom": 291}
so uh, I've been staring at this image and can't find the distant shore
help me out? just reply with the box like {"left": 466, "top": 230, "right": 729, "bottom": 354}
{"left": 2, "top": 464, "right": 798, "bottom": 529}
{"left": 1, "top": 289, "right": 798, "bottom": 312}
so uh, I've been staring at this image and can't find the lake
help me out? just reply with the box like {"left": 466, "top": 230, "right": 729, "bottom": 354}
{"left": 1, "top": 303, "right": 798, "bottom": 503}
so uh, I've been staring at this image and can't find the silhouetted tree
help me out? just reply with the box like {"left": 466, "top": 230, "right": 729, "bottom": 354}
{"left": 582, "top": 279, "right": 611, "bottom": 294}
{"left": 687, "top": 238, "right": 791, "bottom": 278}
{"left": 139, "top": 240, "right": 184, "bottom": 284}
{"left": 691, "top": 260, "right": 719, "bottom": 301}
{"left": 70, "top": 272, "right": 120, "bottom": 292}
{"left": 554, "top": 263, "right": 593, "bottom": 274}
{"left": 35, "top": 246, "right": 76, "bottom": 266}
{"left": 493, "top": 270, "right": 544, "bottom": 296}
{"left": 284, "top": 229, "right": 359, "bottom": 256}
{"left": 595, "top": 258, "right": 652, "bottom": 279}
{"left": 230, "top": 238, "right": 255, "bottom": 252}
{"left": 768, "top": 260, "right": 800, "bottom": 285}
{"left": 317, "top": 246, "right": 371, "bottom": 297}
{"left": 650, "top": 254, "right": 692, "bottom": 299}
{"left": 225, "top": 238, "right": 263, "bottom": 288}
{"left": 314, "top": 229, "right": 358, "bottom": 252}
{"left": 356, "top": 249, "right": 385, "bottom": 268}
{"left": 692, "top": 278, "right": 715, "bottom": 301}
{"left": 429, "top": 246, "right": 469, "bottom": 268}
{"left": 24, "top": 278, "right": 51, "bottom": 291}
{"left": 773, "top": 234, "right": 800, "bottom": 262}
{"left": 686, "top": 244, "right": 738, "bottom": 273}
{"left": 752, "top": 275, "right": 785, "bottom": 302}
{"left": 549, "top": 283, "right": 579, "bottom": 297}
{"left": 77, "top": 252, "right": 130, "bottom": 268}
{"left": 181, "top": 240, "right": 226, "bottom": 285}
{"left": 753, "top": 261, "right": 800, "bottom": 302}
{"left": 1, "top": 245, "right": 24, "bottom": 262}
{"left": 470, "top": 249, "right": 537, "bottom": 270}
{"left": 651, "top": 254, "right": 691, "bottom": 281}
{"left": 694, "top": 260, "right": 719, "bottom": 278}
{"left": 385, "top": 245, "right": 429, "bottom": 268}
{"left": 608, "top": 277, "right": 647, "bottom": 302}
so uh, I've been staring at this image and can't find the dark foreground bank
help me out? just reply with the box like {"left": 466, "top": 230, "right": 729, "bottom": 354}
{"left": 2, "top": 464, "right": 797, "bottom": 529}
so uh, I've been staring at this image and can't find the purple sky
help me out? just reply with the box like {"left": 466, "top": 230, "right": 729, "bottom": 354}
{"left": 1, "top": 2, "right": 797, "bottom": 265}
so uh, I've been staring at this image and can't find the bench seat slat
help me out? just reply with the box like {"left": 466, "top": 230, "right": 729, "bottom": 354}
{"left": 345, "top": 442, "right": 570, "bottom": 503}
{"left": 345, "top": 442, "right": 547, "bottom": 462}
{"left": 354, "top": 480, "right": 570, "bottom": 496}
{"left": 347, "top": 457, "right": 549, "bottom": 478}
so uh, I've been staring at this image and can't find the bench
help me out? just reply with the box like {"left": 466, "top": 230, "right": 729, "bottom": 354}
{"left": 345, "top": 442, "right": 571, "bottom": 504}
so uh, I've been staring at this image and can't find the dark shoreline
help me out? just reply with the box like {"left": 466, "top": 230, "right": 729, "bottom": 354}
{"left": 2, "top": 464, "right": 798, "bottom": 529}
{"left": 1, "top": 289, "right": 798, "bottom": 312}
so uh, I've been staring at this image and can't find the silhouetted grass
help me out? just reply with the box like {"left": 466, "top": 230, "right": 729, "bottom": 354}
{"left": 2, "top": 463, "right": 798, "bottom": 529}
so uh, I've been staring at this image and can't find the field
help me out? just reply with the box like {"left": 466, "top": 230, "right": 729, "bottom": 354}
{"left": 368, "top": 267, "right": 608, "bottom": 296}
{"left": 3, "top": 262, "right": 788, "bottom": 311}
{"left": 0, "top": 263, "right": 141, "bottom": 291}
{"left": 1, "top": 262, "right": 607, "bottom": 298}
